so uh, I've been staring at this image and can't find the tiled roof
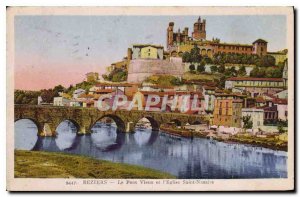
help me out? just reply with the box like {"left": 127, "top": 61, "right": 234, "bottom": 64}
{"left": 132, "top": 44, "right": 164, "bottom": 48}
{"left": 253, "top": 39, "right": 268, "bottom": 44}
{"left": 273, "top": 98, "right": 288, "bottom": 105}
{"left": 227, "top": 77, "right": 283, "bottom": 82}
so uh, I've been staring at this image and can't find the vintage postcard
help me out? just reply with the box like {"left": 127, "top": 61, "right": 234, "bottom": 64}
{"left": 6, "top": 7, "right": 294, "bottom": 191}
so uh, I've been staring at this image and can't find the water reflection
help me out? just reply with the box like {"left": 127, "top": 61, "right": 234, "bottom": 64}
{"left": 55, "top": 120, "right": 77, "bottom": 150}
{"left": 15, "top": 119, "right": 287, "bottom": 179}
{"left": 15, "top": 119, "right": 38, "bottom": 150}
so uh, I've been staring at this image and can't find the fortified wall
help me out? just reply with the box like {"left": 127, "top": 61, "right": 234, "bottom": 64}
{"left": 127, "top": 57, "right": 184, "bottom": 83}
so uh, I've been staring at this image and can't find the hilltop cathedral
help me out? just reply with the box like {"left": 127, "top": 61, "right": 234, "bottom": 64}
{"left": 166, "top": 16, "right": 268, "bottom": 58}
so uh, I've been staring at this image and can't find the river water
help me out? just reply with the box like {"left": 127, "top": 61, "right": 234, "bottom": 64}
{"left": 15, "top": 119, "right": 287, "bottom": 179}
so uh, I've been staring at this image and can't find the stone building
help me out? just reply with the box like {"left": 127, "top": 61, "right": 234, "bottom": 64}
{"left": 267, "top": 49, "right": 288, "bottom": 65}
{"left": 127, "top": 57, "right": 184, "bottom": 83}
{"left": 166, "top": 16, "right": 269, "bottom": 57}
{"left": 225, "top": 77, "right": 286, "bottom": 96}
{"left": 213, "top": 93, "right": 244, "bottom": 128}
{"left": 242, "top": 108, "right": 264, "bottom": 129}
{"left": 130, "top": 44, "right": 164, "bottom": 60}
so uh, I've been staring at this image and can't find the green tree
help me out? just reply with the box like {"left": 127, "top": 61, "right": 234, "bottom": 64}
{"left": 40, "top": 89, "right": 56, "bottom": 103}
{"left": 242, "top": 115, "right": 253, "bottom": 129}
{"left": 197, "top": 61, "right": 206, "bottom": 73}
{"left": 190, "top": 44, "right": 201, "bottom": 63}
{"left": 218, "top": 64, "right": 225, "bottom": 73}
{"left": 225, "top": 67, "right": 237, "bottom": 77}
{"left": 218, "top": 76, "right": 226, "bottom": 89}
{"left": 210, "top": 65, "right": 218, "bottom": 73}
{"left": 182, "top": 52, "right": 191, "bottom": 62}
{"left": 265, "top": 67, "right": 282, "bottom": 78}
{"left": 238, "top": 65, "right": 247, "bottom": 76}
{"left": 256, "top": 55, "right": 276, "bottom": 67}
{"left": 189, "top": 64, "right": 195, "bottom": 71}
{"left": 53, "top": 85, "right": 65, "bottom": 93}
{"left": 250, "top": 66, "right": 266, "bottom": 77}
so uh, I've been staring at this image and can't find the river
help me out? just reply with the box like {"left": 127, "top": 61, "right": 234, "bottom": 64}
{"left": 14, "top": 119, "right": 287, "bottom": 179}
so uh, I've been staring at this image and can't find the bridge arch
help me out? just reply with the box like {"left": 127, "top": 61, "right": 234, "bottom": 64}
{"left": 171, "top": 119, "right": 182, "bottom": 127}
{"left": 135, "top": 116, "right": 160, "bottom": 131}
{"left": 14, "top": 118, "right": 42, "bottom": 135}
{"left": 55, "top": 119, "right": 80, "bottom": 134}
{"left": 91, "top": 114, "right": 126, "bottom": 133}
{"left": 192, "top": 120, "right": 202, "bottom": 125}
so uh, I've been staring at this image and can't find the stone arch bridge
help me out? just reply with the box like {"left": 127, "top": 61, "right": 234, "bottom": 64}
{"left": 14, "top": 105, "right": 208, "bottom": 136}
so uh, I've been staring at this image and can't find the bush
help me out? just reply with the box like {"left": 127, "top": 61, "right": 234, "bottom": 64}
{"left": 189, "top": 64, "right": 195, "bottom": 71}
{"left": 197, "top": 61, "right": 205, "bottom": 73}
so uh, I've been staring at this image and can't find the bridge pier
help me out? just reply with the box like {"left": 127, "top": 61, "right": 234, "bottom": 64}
{"left": 39, "top": 122, "right": 56, "bottom": 137}
{"left": 125, "top": 122, "right": 135, "bottom": 133}
{"left": 77, "top": 125, "right": 91, "bottom": 135}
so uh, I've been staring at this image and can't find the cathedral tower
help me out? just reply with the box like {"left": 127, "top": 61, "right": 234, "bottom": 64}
{"left": 192, "top": 17, "right": 206, "bottom": 40}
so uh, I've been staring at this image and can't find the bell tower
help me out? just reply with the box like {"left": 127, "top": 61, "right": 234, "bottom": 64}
{"left": 192, "top": 16, "right": 206, "bottom": 40}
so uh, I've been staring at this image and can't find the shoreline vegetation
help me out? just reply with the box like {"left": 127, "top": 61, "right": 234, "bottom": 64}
{"left": 14, "top": 150, "right": 175, "bottom": 179}
{"left": 160, "top": 126, "right": 287, "bottom": 152}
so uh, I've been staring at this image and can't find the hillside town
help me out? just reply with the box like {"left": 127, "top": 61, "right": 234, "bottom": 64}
{"left": 17, "top": 16, "right": 288, "bottom": 148}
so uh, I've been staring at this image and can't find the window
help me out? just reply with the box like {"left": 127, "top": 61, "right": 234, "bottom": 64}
{"left": 261, "top": 47, "right": 263, "bottom": 52}
{"left": 219, "top": 108, "right": 222, "bottom": 115}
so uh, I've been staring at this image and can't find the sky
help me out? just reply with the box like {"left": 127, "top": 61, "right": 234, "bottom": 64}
{"left": 14, "top": 15, "right": 287, "bottom": 90}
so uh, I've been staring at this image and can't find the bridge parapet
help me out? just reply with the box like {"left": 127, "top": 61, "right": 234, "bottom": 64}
{"left": 14, "top": 105, "right": 208, "bottom": 136}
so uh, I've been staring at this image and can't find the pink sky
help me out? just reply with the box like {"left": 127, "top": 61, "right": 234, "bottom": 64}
{"left": 15, "top": 54, "right": 106, "bottom": 90}
{"left": 14, "top": 15, "right": 286, "bottom": 90}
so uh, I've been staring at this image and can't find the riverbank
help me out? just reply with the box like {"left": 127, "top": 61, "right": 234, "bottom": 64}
{"left": 14, "top": 150, "right": 175, "bottom": 179}
{"left": 160, "top": 126, "right": 287, "bottom": 151}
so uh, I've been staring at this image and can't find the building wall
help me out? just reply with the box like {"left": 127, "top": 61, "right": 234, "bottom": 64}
{"left": 212, "top": 44, "right": 253, "bottom": 55}
{"left": 132, "top": 46, "right": 163, "bottom": 60}
{"left": 141, "top": 46, "right": 158, "bottom": 59}
{"left": 253, "top": 42, "right": 267, "bottom": 56}
{"left": 127, "top": 57, "right": 184, "bottom": 83}
{"left": 275, "top": 90, "right": 288, "bottom": 99}
{"left": 53, "top": 97, "right": 70, "bottom": 106}
{"left": 225, "top": 79, "right": 285, "bottom": 90}
{"left": 213, "top": 99, "right": 242, "bottom": 127}
{"left": 242, "top": 108, "right": 264, "bottom": 129}
{"left": 132, "top": 47, "right": 141, "bottom": 59}
{"left": 276, "top": 104, "right": 288, "bottom": 121}
{"left": 268, "top": 53, "right": 287, "bottom": 65}
{"left": 204, "top": 93, "right": 215, "bottom": 112}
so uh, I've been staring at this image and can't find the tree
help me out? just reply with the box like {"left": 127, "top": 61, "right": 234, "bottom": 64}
{"left": 40, "top": 89, "right": 56, "bottom": 103}
{"left": 238, "top": 65, "right": 247, "bottom": 76}
{"left": 218, "top": 76, "right": 226, "bottom": 89}
{"left": 210, "top": 65, "right": 218, "bottom": 73}
{"left": 243, "top": 115, "right": 253, "bottom": 129}
{"left": 189, "top": 64, "right": 195, "bottom": 71}
{"left": 250, "top": 66, "right": 266, "bottom": 78}
{"left": 182, "top": 52, "right": 191, "bottom": 62}
{"left": 256, "top": 55, "right": 276, "bottom": 67}
{"left": 190, "top": 44, "right": 201, "bottom": 63}
{"left": 197, "top": 61, "right": 206, "bottom": 73}
{"left": 225, "top": 67, "right": 237, "bottom": 77}
{"left": 218, "top": 64, "right": 225, "bottom": 73}
{"left": 203, "top": 56, "right": 213, "bottom": 64}
{"left": 265, "top": 67, "right": 282, "bottom": 78}
{"left": 53, "top": 85, "right": 65, "bottom": 93}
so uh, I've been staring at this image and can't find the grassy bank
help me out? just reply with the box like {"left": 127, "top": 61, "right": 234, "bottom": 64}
{"left": 14, "top": 150, "right": 175, "bottom": 179}
{"left": 160, "top": 126, "right": 287, "bottom": 152}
